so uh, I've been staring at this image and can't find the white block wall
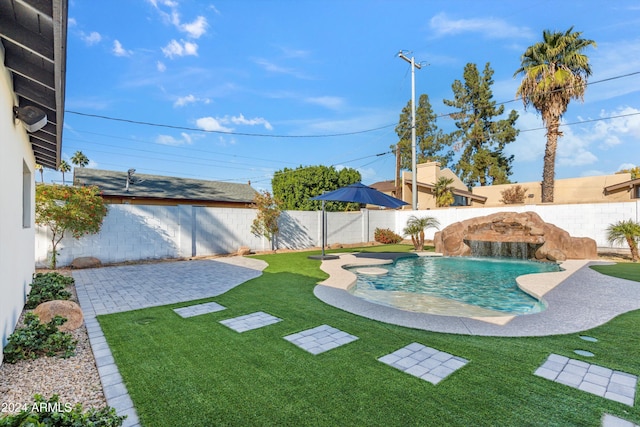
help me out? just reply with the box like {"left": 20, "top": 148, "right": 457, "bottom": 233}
{"left": 35, "top": 200, "right": 639, "bottom": 267}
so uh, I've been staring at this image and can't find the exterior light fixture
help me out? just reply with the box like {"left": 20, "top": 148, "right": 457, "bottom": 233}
{"left": 14, "top": 106, "right": 47, "bottom": 133}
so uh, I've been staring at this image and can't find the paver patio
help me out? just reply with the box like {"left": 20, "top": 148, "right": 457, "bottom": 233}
{"left": 72, "top": 257, "right": 267, "bottom": 427}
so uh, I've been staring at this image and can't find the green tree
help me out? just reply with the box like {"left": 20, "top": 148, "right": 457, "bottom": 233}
{"left": 606, "top": 219, "right": 640, "bottom": 262}
{"left": 514, "top": 27, "right": 596, "bottom": 202}
{"left": 616, "top": 166, "right": 640, "bottom": 179}
{"left": 250, "top": 190, "right": 281, "bottom": 251}
{"left": 444, "top": 62, "right": 519, "bottom": 188}
{"left": 35, "top": 184, "right": 108, "bottom": 269}
{"left": 392, "top": 94, "right": 453, "bottom": 170}
{"left": 58, "top": 159, "right": 71, "bottom": 185}
{"left": 433, "top": 176, "right": 455, "bottom": 207}
{"left": 272, "top": 165, "right": 361, "bottom": 211}
{"left": 71, "top": 151, "right": 89, "bottom": 168}
{"left": 402, "top": 215, "right": 440, "bottom": 251}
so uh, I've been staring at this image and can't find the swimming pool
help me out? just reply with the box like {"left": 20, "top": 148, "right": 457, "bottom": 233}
{"left": 346, "top": 256, "right": 562, "bottom": 315}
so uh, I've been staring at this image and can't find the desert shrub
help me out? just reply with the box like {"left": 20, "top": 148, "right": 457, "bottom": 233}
{"left": 500, "top": 185, "right": 528, "bottom": 204}
{"left": 2, "top": 313, "right": 76, "bottom": 363}
{"left": 26, "top": 272, "right": 73, "bottom": 309}
{"left": 0, "top": 394, "right": 125, "bottom": 426}
{"left": 374, "top": 228, "right": 402, "bottom": 244}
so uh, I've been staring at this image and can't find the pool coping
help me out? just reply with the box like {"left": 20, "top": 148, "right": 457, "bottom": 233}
{"left": 313, "top": 252, "right": 640, "bottom": 337}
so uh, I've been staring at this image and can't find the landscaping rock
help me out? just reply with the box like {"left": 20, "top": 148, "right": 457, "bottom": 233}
{"left": 71, "top": 256, "right": 102, "bottom": 269}
{"left": 33, "top": 300, "right": 84, "bottom": 331}
{"left": 237, "top": 246, "right": 251, "bottom": 256}
{"left": 433, "top": 211, "right": 597, "bottom": 261}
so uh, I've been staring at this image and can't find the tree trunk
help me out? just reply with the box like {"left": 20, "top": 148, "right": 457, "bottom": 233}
{"left": 541, "top": 116, "right": 561, "bottom": 203}
{"left": 419, "top": 230, "right": 425, "bottom": 251}
{"left": 626, "top": 236, "right": 639, "bottom": 262}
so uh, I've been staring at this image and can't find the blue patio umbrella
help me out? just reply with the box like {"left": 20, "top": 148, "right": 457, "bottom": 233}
{"left": 309, "top": 182, "right": 408, "bottom": 259}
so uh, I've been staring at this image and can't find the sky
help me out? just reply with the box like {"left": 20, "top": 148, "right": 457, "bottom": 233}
{"left": 43, "top": 0, "right": 640, "bottom": 191}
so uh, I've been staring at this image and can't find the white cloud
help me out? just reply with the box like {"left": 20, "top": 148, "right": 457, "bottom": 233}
{"left": 429, "top": 12, "right": 533, "bottom": 39}
{"left": 174, "top": 94, "right": 196, "bottom": 107}
{"left": 156, "top": 61, "right": 167, "bottom": 72}
{"left": 228, "top": 114, "right": 273, "bottom": 130}
{"left": 68, "top": 17, "right": 77, "bottom": 27}
{"left": 174, "top": 94, "right": 211, "bottom": 107}
{"left": 80, "top": 31, "right": 101, "bottom": 45}
{"left": 195, "top": 117, "right": 233, "bottom": 132}
{"left": 305, "top": 96, "right": 345, "bottom": 110}
{"left": 147, "top": 0, "right": 208, "bottom": 38}
{"left": 196, "top": 114, "right": 273, "bottom": 132}
{"left": 181, "top": 16, "right": 208, "bottom": 39}
{"left": 617, "top": 162, "right": 638, "bottom": 171}
{"left": 155, "top": 133, "right": 194, "bottom": 146}
{"left": 162, "top": 39, "right": 198, "bottom": 58}
{"left": 591, "top": 106, "right": 640, "bottom": 148}
{"left": 112, "top": 40, "right": 132, "bottom": 57}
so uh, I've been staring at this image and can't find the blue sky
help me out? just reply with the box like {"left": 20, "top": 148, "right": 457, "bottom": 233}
{"left": 45, "top": 0, "right": 640, "bottom": 191}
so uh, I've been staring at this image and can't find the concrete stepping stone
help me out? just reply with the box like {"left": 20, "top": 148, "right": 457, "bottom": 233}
{"left": 284, "top": 324, "right": 358, "bottom": 355}
{"left": 220, "top": 311, "right": 282, "bottom": 332}
{"left": 378, "top": 342, "right": 468, "bottom": 385}
{"left": 535, "top": 354, "right": 637, "bottom": 406}
{"left": 173, "top": 301, "right": 226, "bottom": 318}
{"left": 602, "top": 414, "right": 639, "bottom": 427}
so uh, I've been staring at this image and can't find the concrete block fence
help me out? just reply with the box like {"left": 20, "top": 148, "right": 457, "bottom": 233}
{"left": 35, "top": 201, "right": 639, "bottom": 267}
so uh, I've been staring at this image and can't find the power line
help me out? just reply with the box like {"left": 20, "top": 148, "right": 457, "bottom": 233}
{"left": 65, "top": 110, "right": 396, "bottom": 138}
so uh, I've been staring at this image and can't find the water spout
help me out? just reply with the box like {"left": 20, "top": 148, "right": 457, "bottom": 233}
{"left": 466, "top": 240, "right": 539, "bottom": 259}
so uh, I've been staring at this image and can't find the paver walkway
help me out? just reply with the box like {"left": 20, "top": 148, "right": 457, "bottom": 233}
{"left": 378, "top": 343, "right": 468, "bottom": 385}
{"left": 535, "top": 354, "right": 638, "bottom": 407}
{"left": 73, "top": 257, "right": 267, "bottom": 427}
{"left": 284, "top": 325, "right": 358, "bottom": 354}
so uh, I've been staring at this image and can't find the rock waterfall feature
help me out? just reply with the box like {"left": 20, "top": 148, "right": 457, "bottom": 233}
{"left": 433, "top": 212, "right": 596, "bottom": 261}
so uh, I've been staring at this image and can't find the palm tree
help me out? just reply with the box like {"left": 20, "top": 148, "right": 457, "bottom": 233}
{"left": 403, "top": 215, "right": 440, "bottom": 251}
{"left": 433, "top": 176, "right": 454, "bottom": 207}
{"left": 606, "top": 220, "right": 640, "bottom": 262}
{"left": 35, "top": 163, "right": 44, "bottom": 183}
{"left": 71, "top": 151, "right": 89, "bottom": 168}
{"left": 58, "top": 160, "right": 71, "bottom": 185}
{"left": 514, "top": 27, "right": 596, "bottom": 203}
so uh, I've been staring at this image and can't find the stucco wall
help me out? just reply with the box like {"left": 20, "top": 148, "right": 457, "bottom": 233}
{"left": 472, "top": 174, "right": 633, "bottom": 206}
{"left": 0, "top": 47, "right": 37, "bottom": 364}
{"left": 35, "top": 201, "right": 639, "bottom": 267}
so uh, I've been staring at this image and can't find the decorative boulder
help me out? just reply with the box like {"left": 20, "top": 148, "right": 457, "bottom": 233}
{"left": 71, "top": 256, "right": 102, "bottom": 269}
{"left": 237, "top": 246, "right": 251, "bottom": 256}
{"left": 433, "top": 211, "right": 597, "bottom": 261}
{"left": 33, "top": 300, "right": 84, "bottom": 331}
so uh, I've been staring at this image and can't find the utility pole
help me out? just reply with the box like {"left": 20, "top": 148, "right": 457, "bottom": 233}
{"left": 398, "top": 51, "right": 422, "bottom": 210}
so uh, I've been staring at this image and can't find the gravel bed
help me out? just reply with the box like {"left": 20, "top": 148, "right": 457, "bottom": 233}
{"left": 0, "top": 277, "right": 106, "bottom": 416}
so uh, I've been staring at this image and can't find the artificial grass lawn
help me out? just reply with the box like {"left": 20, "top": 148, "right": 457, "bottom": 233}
{"left": 590, "top": 262, "right": 640, "bottom": 282}
{"left": 98, "top": 248, "right": 640, "bottom": 426}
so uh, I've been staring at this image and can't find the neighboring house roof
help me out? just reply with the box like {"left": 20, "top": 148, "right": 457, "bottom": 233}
{"left": 370, "top": 180, "right": 396, "bottom": 193}
{"left": 0, "top": 0, "right": 68, "bottom": 170}
{"left": 604, "top": 178, "right": 640, "bottom": 194}
{"left": 406, "top": 179, "right": 488, "bottom": 203}
{"left": 73, "top": 168, "right": 258, "bottom": 204}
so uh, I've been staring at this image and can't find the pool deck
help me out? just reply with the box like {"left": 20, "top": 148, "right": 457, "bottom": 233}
{"left": 313, "top": 252, "right": 640, "bottom": 337}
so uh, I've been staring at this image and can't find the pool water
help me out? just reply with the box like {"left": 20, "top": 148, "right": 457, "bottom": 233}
{"left": 347, "top": 256, "right": 562, "bottom": 315}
